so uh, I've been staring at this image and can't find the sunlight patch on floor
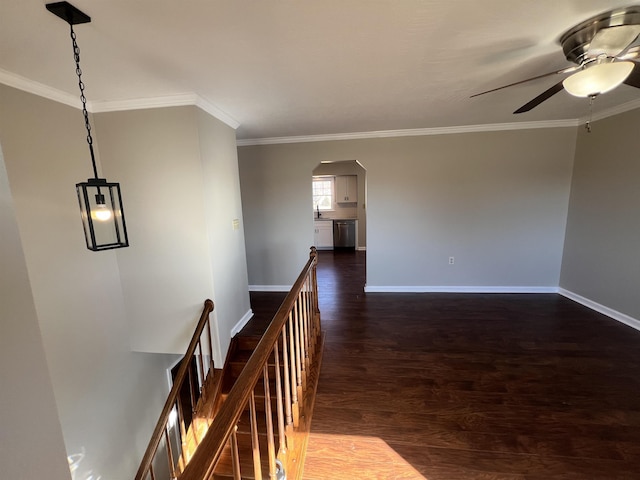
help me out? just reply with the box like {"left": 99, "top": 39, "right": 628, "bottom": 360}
{"left": 303, "top": 433, "right": 427, "bottom": 480}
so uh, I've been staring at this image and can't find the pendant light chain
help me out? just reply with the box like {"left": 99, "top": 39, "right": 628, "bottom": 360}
{"left": 70, "top": 23, "right": 99, "bottom": 179}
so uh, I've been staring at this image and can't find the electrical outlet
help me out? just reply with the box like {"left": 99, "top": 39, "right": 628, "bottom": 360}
{"left": 232, "top": 219, "right": 240, "bottom": 230}
{"left": 449, "top": 256, "right": 455, "bottom": 265}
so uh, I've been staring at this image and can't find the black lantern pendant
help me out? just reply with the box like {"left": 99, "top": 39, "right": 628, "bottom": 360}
{"left": 47, "top": 2, "right": 129, "bottom": 251}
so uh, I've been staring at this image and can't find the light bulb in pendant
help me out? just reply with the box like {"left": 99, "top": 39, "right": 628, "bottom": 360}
{"left": 93, "top": 204, "right": 113, "bottom": 222}
{"left": 92, "top": 193, "right": 113, "bottom": 222}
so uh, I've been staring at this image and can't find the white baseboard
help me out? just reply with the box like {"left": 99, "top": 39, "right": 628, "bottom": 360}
{"left": 247, "top": 283, "right": 639, "bottom": 332}
{"left": 356, "top": 246, "right": 367, "bottom": 251}
{"left": 249, "top": 285, "right": 292, "bottom": 292}
{"left": 363, "top": 285, "right": 559, "bottom": 294}
{"left": 230, "top": 309, "right": 254, "bottom": 337}
{"left": 558, "top": 288, "right": 640, "bottom": 332}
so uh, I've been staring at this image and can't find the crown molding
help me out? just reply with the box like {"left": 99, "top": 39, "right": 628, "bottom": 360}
{"left": 579, "top": 97, "right": 640, "bottom": 125}
{"left": 193, "top": 96, "right": 241, "bottom": 129}
{"left": 0, "top": 68, "right": 81, "bottom": 109}
{"left": 89, "top": 93, "right": 199, "bottom": 113}
{"left": 8, "top": 66, "right": 640, "bottom": 143}
{"left": 236, "top": 119, "right": 579, "bottom": 146}
{"left": 0, "top": 68, "right": 239, "bottom": 130}
{"left": 90, "top": 93, "right": 240, "bottom": 129}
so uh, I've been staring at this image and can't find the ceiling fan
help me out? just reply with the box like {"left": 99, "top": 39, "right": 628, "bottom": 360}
{"left": 472, "top": 6, "right": 640, "bottom": 114}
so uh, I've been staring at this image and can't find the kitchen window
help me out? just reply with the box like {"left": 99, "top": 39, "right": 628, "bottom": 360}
{"left": 312, "top": 177, "right": 334, "bottom": 211}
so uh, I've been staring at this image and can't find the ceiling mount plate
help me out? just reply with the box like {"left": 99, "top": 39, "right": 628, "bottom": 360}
{"left": 46, "top": 2, "right": 91, "bottom": 25}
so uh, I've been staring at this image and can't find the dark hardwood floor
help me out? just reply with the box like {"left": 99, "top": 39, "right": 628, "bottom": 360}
{"left": 248, "top": 250, "right": 640, "bottom": 479}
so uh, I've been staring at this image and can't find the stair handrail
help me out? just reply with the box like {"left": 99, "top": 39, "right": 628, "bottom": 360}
{"left": 179, "top": 247, "right": 320, "bottom": 480}
{"left": 134, "top": 299, "right": 215, "bottom": 480}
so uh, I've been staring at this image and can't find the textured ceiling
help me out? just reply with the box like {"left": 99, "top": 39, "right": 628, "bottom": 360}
{"left": 1, "top": 0, "right": 640, "bottom": 140}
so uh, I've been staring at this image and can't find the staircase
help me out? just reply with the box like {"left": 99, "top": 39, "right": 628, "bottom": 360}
{"left": 135, "top": 248, "right": 323, "bottom": 480}
{"left": 210, "top": 335, "right": 284, "bottom": 479}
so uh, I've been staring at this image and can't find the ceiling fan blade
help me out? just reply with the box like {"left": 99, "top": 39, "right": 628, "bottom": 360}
{"left": 588, "top": 25, "right": 640, "bottom": 57}
{"left": 470, "top": 66, "right": 577, "bottom": 98}
{"left": 514, "top": 81, "right": 565, "bottom": 114}
{"left": 623, "top": 61, "right": 640, "bottom": 88}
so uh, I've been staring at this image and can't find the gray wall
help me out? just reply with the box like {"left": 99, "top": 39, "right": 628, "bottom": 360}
{"left": 0, "top": 84, "right": 254, "bottom": 478}
{"left": 0, "top": 84, "right": 181, "bottom": 479}
{"left": 239, "top": 127, "right": 577, "bottom": 290}
{"left": 196, "top": 108, "right": 251, "bottom": 353}
{"left": 239, "top": 144, "right": 319, "bottom": 287}
{"left": 94, "top": 106, "right": 251, "bottom": 363}
{"left": 95, "top": 107, "right": 215, "bottom": 355}
{"left": 560, "top": 109, "right": 640, "bottom": 320}
{"left": 0, "top": 138, "right": 71, "bottom": 480}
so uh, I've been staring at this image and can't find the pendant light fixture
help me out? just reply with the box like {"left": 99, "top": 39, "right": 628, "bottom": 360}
{"left": 46, "top": 1, "right": 129, "bottom": 251}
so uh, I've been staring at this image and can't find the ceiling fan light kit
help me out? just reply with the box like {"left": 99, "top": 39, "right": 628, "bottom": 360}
{"left": 472, "top": 6, "right": 640, "bottom": 115}
{"left": 562, "top": 60, "right": 635, "bottom": 97}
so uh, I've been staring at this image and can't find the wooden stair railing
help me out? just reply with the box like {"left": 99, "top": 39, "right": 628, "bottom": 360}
{"left": 179, "top": 247, "right": 324, "bottom": 480}
{"left": 135, "top": 299, "right": 219, "bottom": 480}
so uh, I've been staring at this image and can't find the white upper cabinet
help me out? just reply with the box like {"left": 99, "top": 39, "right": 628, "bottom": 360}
{"left": 335, "top": 175, "right": 357, "bottom": 203}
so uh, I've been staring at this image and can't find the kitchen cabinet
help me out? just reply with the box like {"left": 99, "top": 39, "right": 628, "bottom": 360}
{"left": 314, "top": 220, "right": 333, "bottom": 249}
{"left": 335, "top": 175, "right": 357, "bottom": 203}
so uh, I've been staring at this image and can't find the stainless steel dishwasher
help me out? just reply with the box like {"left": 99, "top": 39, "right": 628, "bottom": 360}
{"left": 333, "top": 220, "right": 356, "bottom": 249}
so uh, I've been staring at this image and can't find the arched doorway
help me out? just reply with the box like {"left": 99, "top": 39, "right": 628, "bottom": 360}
{"left": 311, "top": 159, "right": 367, "bottom": 251}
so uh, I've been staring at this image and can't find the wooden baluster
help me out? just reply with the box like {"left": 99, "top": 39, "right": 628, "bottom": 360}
{"left": 196, "top": 340, "right": 207, "bottom": 442}
{"left": 230, "top": 426, "right": 242, "bottom": 480}
{"left": 196, "top": 340, "right": 206, "bottom": 440}
{"left": 288, "top": 311, "right": 299, "bottom": 427}
{"left": 263, "top": 364, "right": 277, "bottom": 479}
{"left": 187, "top": 369, "right": 200, "bottom": 448}
{"left": 164, "top": 427, "right": 176, "bottom": 479}
{"left": 206, "top": 318, "right": 215, "bottom": 371}
{"left": 273, "top": 339, "right": 287, "bottom": 453}
{"left": 134, "top": 300, "right": 214, "bottom": 480}
{"left": 308, "top": 285, "right": 312, "bottom": 362}
{"left": 281, "top": 325, "right": 295, "bottom": 450}
{"left": 310, "top": 247, "right": 320, "bottom": 335}
{"left": 175, "top": 400, "right": 188, "bottom": 468}
{"left": 187, "top": 366, "right": 196, "bottom": 415}
{"left": 302, "top": 289, "right": 309, "bottom": 384}
{"left": 197, "top": 341, "right": 205, "bottom": 391}
{"left": 281, "top": 324, "right": 293, "bottom": 428}
{"left": 303, "top": 276, "right": 312, "bottom": 356}
{"left": 302, "top": 277, "right": 311, "bottom": 363}
{"left": 249, "top": 390, "right": 263, "bottom": 480}
{"left": 297, "top": 295, "right": 307, "bottom": 390}
{"left": 294, "top": 298, "right": 304, "bottom": 402}
{"left": 309, "top": 272, "right": 317, "bottom": 350}
{"left": 301, "top": 283, "right": 308, "bottom": 362}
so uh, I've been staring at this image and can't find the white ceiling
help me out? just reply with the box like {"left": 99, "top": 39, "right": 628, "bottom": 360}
{"left": 2, "top": 0, "right": 640, "bottom": 140}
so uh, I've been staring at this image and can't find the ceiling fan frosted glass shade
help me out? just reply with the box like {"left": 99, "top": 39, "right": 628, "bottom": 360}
{"left": 563, "top": 61, "right": 635, "bottom": 97}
